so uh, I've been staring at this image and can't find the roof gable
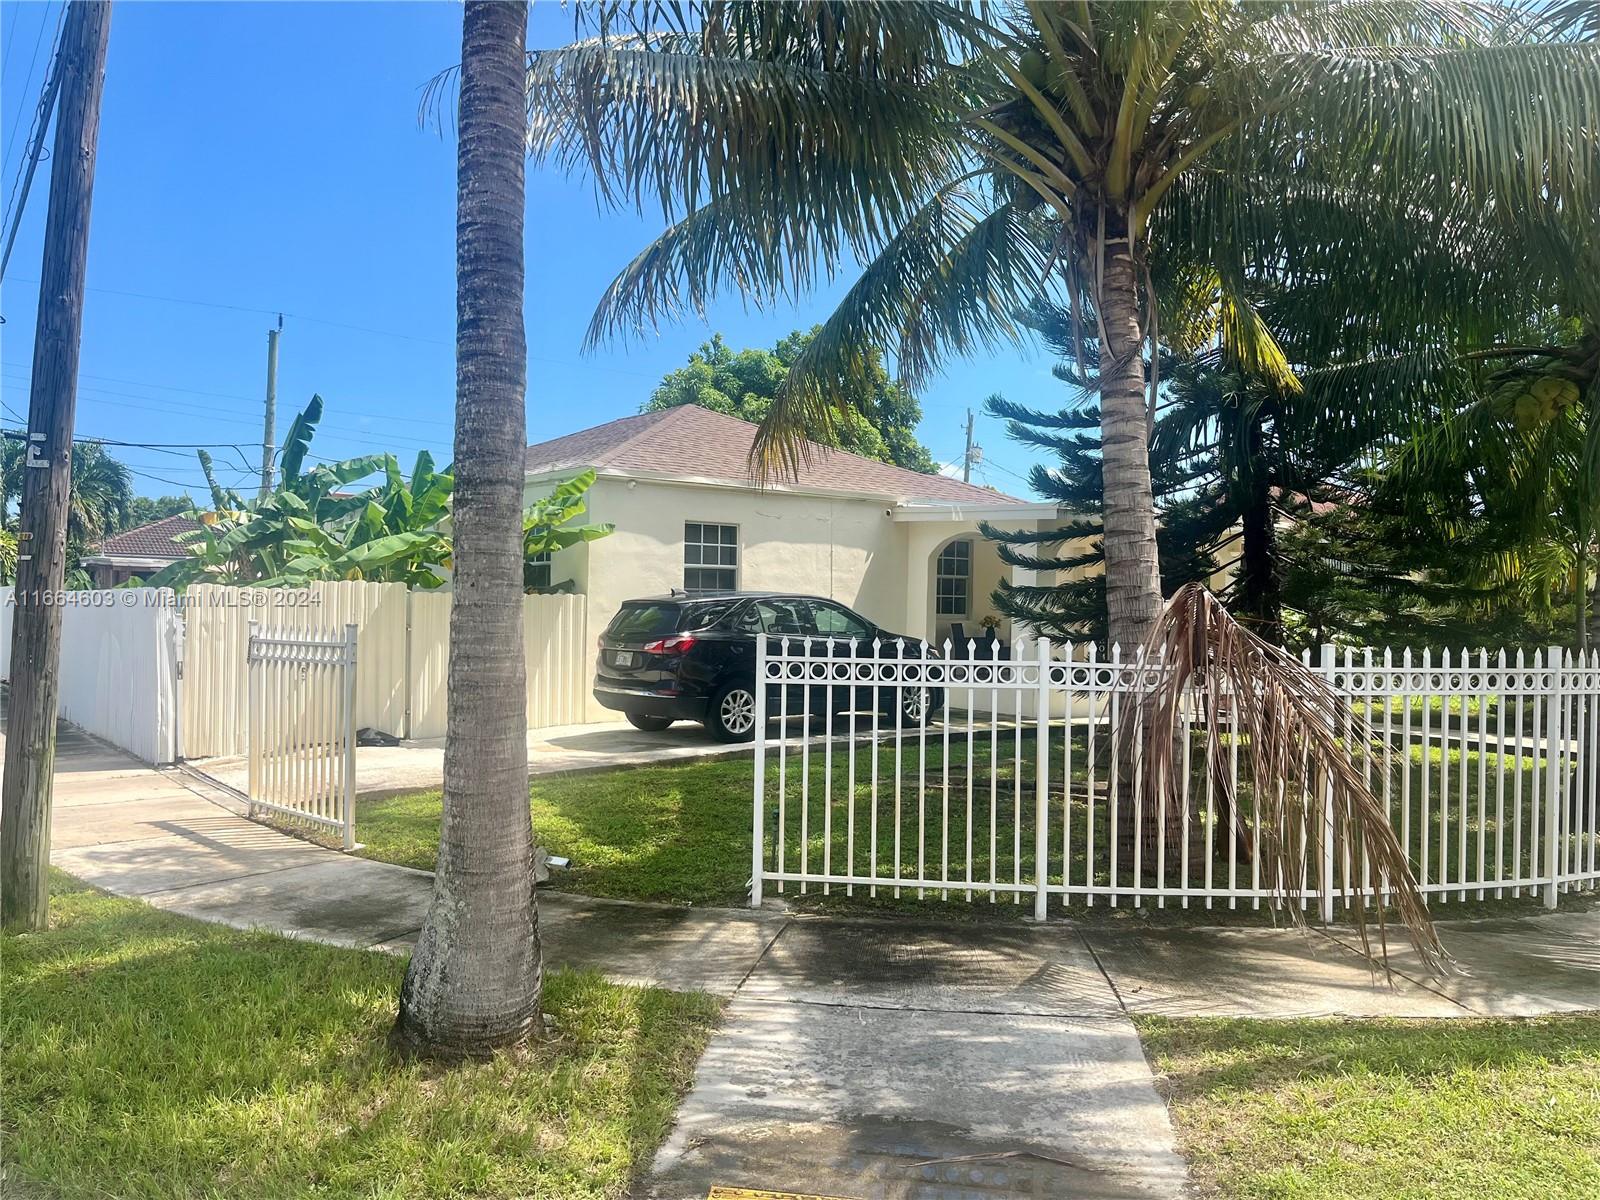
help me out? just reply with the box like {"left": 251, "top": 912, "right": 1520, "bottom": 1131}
{"left": 525, "top": 406, "right": 1022, "bottom": 506}
{"left": 92, "top": 514, "right": 200, "bottom": 560}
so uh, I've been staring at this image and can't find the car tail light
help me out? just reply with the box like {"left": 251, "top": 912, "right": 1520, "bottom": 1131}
{"left": 642, "top": 634, "right": 697, "bottom": 656}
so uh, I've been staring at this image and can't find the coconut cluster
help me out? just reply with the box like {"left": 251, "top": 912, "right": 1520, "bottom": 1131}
{"left": 1502, "top": 376, "right": 1582, "bottom": 431}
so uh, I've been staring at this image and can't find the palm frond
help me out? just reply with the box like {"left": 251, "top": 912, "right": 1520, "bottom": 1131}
{"left": 753, "top": 192, "right": 1050, "bottom": 478}
{"left": 1219, "top": 288, "right": 1301, "bottom": 394}
{"left": 1137, "top": 584, "right": 1444, "bottom": 969}
{"left": 1246, "top": 41, "right": 1600, "bottom": 217}
{"left": 525, "top": 21, "right": 972, "bottom": 237}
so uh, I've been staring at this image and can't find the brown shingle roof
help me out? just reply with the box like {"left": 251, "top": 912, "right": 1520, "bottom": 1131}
{"left": 525, "top": 406, "right": 1024, "bottom": 506}
{"left": 91, "top": 514, "right": 200, "bottom": 560}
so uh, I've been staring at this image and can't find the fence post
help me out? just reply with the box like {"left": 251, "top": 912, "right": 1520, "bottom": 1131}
{"left": 341, "top": 623, "right": 358, "bottom": 851}
{"left": 246, "top": 620, "right": 259, "bottom": 820}
{"left": 1319, "top": 644, "right": 1337, "bottom": 924}
{"left": 1543, "top": 645, "right": 1564, "bottom": 910}
{"left": 751, "top": 632, "right": 767, "bottom": 907}
{"left": 401, "top": 586, "right": 414, "bottom": 741}
{"left": 1034, "top": 636, "right": 1051, "bottom": 921}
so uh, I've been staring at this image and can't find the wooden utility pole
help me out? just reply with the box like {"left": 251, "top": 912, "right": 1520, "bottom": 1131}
{"left": 259, "top": 316, "right": 281, "bottom": 496}
{"left": 2, "top": 1, "right": 112, "bottom": 933}
{"left": 962, "top": 408, "right": 977, "bottom": 483}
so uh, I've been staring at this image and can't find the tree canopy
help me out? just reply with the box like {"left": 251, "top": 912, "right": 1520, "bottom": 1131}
{"left": 526, "top": 0, "right": 1599, "bottom": 649}
{"left": 143, "top": 396, "right": 610, "bottom": 592}
{"left": 643, "top": 328, "right": 936, "bottom": 472}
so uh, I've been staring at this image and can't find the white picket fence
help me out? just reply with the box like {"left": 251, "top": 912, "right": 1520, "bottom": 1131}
{"left": 749, "top": 638, "right": 1600, "bottom": 917}
{"left": 247, "top": 625, "right": 358, "bottom": 849}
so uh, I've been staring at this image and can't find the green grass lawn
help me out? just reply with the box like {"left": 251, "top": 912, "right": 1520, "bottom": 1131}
{"left": 353, "top": 728, "right": 1591, "bottom": 919}
{"left": 359, "top": 756, "right": 760, "bottom": 905}
{"left": 1138, "top": 1014, "right": 1600, "bottom": 1200}
{"left": 1, "top": 871, "right": 720, "bottom": 1200}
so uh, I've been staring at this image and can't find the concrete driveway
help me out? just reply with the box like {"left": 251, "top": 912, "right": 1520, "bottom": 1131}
{"left": 190, "top": 718, "right": 752, "bottom": 797}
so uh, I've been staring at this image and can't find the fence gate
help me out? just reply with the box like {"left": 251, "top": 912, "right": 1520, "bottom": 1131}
{"left": 247, "top": 623, "right": 358, "bottom": 850}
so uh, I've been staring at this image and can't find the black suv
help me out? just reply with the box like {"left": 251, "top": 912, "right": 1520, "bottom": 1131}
{"left": 594, "top": 591, "right": 943, "bottom": 741}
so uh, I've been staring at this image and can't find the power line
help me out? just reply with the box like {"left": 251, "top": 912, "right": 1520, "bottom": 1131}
{"left": 0, "top": 361, "right": 456, "bottom": 430}
{"left": 2, "top": 275, "right": 661, "bottom": 379}
{"left": 123, "top": 464, "right": 209, "bottom": 491}
{"left": 0, "top": 2, "right": 67, "bottom": 280}
{"left": 1, "top": 6, "right": 22, "bottom": 87}
{"left": 0, "top": 2, "right": 56, "bottom": 178}
{"left": 1, "top": 370, "right": 450, "bottom": 454}
{"left": 2, "top": 425, "right": 261, "bottom": 474}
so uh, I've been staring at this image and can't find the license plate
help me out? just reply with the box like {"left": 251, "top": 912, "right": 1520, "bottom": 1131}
{"left": 614, "top": 651, "right": 636, "bottom": 668}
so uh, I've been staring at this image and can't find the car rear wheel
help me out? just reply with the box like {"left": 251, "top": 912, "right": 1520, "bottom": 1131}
{"left": 707, "top": 680, "right": 759, "bottom": 742}
{"left": 625, "top": 713, "right": 674, "bottom": 733}
{"left": 886, "top": 684, "right": 940, "bottom": 728}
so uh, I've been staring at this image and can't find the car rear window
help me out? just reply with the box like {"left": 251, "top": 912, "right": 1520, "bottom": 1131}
{"left": 681, "top": 601, "right": 737, "bottom": 631}
{"left": 606, "top": 603, "right": 682, "bottom": 640}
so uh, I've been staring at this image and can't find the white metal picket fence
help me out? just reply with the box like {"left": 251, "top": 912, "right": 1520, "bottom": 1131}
{"left": 247, "top": 624, "right": 358, "bottom": 849}
{"left": 750, "top": 638, "right": 1600, "bottom": 918}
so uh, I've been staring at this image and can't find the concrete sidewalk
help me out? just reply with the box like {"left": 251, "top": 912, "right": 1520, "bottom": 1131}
{"left": 30, "top": 716, "right": 1599, "bottom": 1200}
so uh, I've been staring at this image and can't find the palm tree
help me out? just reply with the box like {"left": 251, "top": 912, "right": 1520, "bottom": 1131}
{"left": 526, "top": 1, "right": 1597, "bottom": 650}
{"left": 2, "top": 438, "right": 131, "bottom": 543}
{"left": 65, "top": 443, "right": 133, "bottom": 547}
{"left": 1379, "top": 325, "right": 1598, "bottom": 648}
{"left": 392, "top": 0, "right": 541, "bottom": 1059}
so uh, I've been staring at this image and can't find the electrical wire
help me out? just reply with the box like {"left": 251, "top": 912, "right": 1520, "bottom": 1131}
{"left": 0, "top": 2, "right": 67, "bottom": 279}
{"left": 0, "top": 362, "right": 456, "bottom": 431}
{"left": 0, "top": 370, "right": 449, "bottom": 456}
{"left": 0, "top": 2, "right": 57, "bottom": 182}
{"left": 2, "top": 275, "right": 660, "bottom": 380}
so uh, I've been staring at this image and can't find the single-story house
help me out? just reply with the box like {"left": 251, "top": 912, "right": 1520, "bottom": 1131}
{"left": 525, "top": 406, "right": 1084, "bottom": 717}
{"left": 82, "top": 514, "right": 200, "bottom": 588}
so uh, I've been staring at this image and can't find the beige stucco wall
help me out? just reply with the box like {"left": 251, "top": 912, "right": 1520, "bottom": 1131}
{"left": 525, "top": 470, "right": 1091, "bottom": 723}
{"left": 535, "top": 474, "right": 917, "bottom": 719}
{"left": 899, "top": 516, "right": 1086, "bottom": 645}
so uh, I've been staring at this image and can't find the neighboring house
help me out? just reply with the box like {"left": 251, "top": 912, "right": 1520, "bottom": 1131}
{"left": 525, "top": 406, "right": 1081, "bottom": 717}
{"left": 82, "top": 514, "right": 200, "bottom": 588}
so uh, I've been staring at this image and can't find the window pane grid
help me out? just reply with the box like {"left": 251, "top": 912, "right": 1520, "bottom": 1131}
{"left": 685, "top": 522, "right": 738, "bottom": 594}
{"left": 935, "top": 539, "right": 972, "bottom": 616}
{"left": 528, "top": 550, "right": 552, "bottom": 591}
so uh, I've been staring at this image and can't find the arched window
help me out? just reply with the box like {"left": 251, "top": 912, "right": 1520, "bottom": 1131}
{"left": 935, "top": 539, "right": 971, "bottom": 616}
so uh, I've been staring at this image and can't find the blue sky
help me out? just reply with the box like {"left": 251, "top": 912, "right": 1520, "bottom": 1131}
{"left": 1, "top": 1, "right": 1055, "bottom": 504}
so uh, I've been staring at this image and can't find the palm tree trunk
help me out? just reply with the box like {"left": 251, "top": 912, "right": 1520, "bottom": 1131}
{"left": 1239, "top": 419, "right": 1283, "bottom": 645}
{"left": 1097, "top": 232, "right": 1171, "bottom": 870}
{"left": 1588, "top": 570, "right": 1599, "bottom": 650}
{"left": 1577, "top": 534, "right": 1593, "bottom": 651}
{"left": 392, "top": 0, "right": 540, "bottom": 1059}
{"left": 1097, "top": 235, "right": 1163, "bottom": 652}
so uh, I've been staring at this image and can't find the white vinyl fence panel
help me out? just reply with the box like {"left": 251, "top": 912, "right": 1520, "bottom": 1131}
{"left": 403, "top": 590, "right": 587, "bottom": 739}
{"left": 182, "top": 583, "right": 588, "bottom": 756}
{"left": 0, "top": 587, "right": 181, "bottom": 763}
{"left": 750, "top": 638, "right": 1600, "bottom": 916}
{"left": 182, "top": 581, "right": 406, "bottom": 758}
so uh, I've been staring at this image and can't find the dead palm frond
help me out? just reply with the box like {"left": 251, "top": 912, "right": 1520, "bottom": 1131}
{"left": 1134, "top": 583, "right": 1445, "bottom": 972}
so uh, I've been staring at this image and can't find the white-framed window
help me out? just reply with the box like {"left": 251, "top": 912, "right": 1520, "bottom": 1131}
{"left": 526, "top": 550, "right": 552, "bottom": 591}
{"left": 684, "top": 522, "right": 738, "bottom": 592}
{"left": 935, "top": 539, "right": 971, "bottom": 616}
